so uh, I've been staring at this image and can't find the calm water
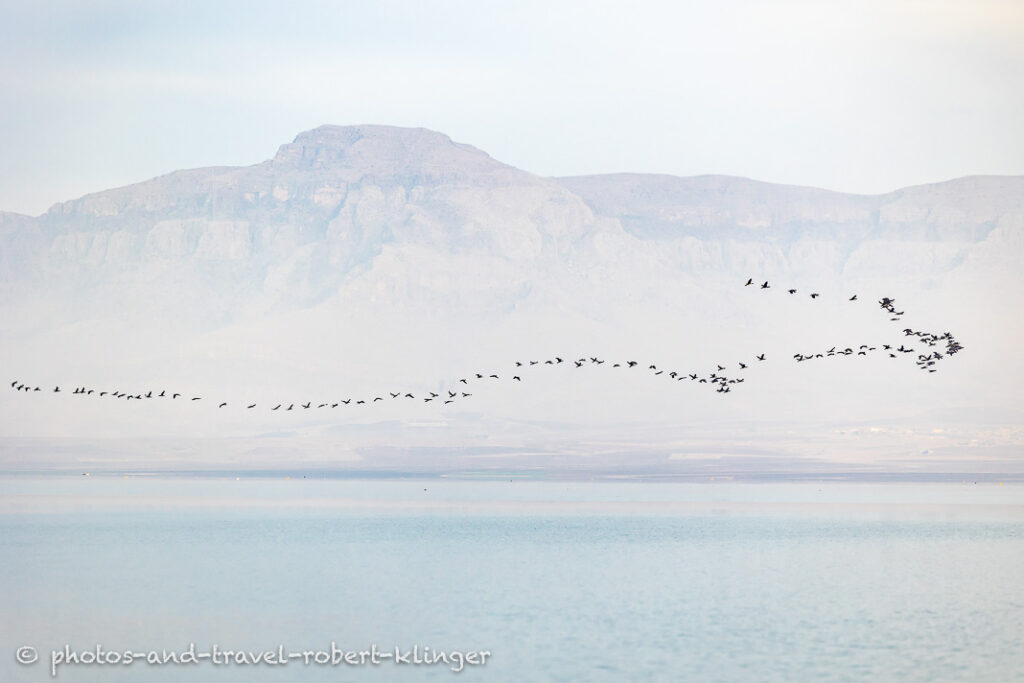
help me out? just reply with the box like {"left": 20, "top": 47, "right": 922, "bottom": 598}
{"left": 1, "top": 477, "right": 1023, "bottom": 682}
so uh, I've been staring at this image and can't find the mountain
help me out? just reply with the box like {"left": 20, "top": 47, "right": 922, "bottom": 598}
{"left": 1, "top": 125, "right": 1021, "bottom": 476}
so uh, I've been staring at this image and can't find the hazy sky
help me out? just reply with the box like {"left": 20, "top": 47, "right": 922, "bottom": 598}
{"left": 1, "top": 0, "right": 1022, "bottom": 215}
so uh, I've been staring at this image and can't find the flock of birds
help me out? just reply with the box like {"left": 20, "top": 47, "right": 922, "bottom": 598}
{"left": 9, "top": 278, "right": 964, "bottom": 413}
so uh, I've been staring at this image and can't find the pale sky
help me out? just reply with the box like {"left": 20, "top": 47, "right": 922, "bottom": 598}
{"left": 1, "top": 0, "right": 1022, "bottom": 216}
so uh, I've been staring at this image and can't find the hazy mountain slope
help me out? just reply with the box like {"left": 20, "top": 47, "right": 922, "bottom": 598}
{"left": 556, "top": 173, "right": 1023, "bottom": 277}
{"left": 21, "top": 125, "right": 597, "bottom": 323}
{"left": 1, "top": 126, "right": 1021, "bottom": 473}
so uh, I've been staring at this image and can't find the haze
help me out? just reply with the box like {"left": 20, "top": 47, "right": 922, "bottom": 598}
{"left": 2, "top": 0, "right": 1023, "bottom": 216}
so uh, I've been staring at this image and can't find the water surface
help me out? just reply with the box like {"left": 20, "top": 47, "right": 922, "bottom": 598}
{"left": 1, "top": 476, "right": 1022, "bottom": 681}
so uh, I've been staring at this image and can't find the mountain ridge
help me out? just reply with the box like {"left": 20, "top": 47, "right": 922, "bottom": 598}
{"left": 15, "top": 124, "right": 1019, "bottom": 220}
{"left": 0, "top": 124, "right": 1020, "bottom": 464}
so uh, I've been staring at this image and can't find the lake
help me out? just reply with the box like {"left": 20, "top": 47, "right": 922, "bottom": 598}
{"left": 1, "top": 476, "right": 1022, "bottom": 681}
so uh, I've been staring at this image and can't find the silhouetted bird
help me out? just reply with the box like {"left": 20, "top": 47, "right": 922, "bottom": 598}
{"left": 788, "top": 289, "right": 796, "bottom": 294}
{"left": 849, "top": 295, "right": 857, "bottom": 301}
{"left": 810, "top": 293, "right": 819, "bottom": 298}
{"left": 745, "top": 278, "right": 753, "bottom": 286}
{"left": 219, "top": 402, "right": 227, "bottom": 408}
{"left": 761, "top": 281, "right": 769, "bottom": 289}
{"left": 513, "top": 376, "right": 521, "bottom": 381}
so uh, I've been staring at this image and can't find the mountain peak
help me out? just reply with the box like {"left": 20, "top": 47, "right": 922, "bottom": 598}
{"left": 289, "top": 124, "right": 454, "bottom": 148}
{"left": 271, "top": 124, "right": 500, "bottom": 178}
